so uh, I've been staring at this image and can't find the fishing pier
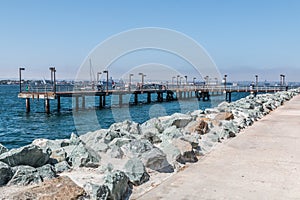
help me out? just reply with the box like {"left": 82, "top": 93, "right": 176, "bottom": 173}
{"left": 18, "top": 85, "right": 288, "bottom": 114}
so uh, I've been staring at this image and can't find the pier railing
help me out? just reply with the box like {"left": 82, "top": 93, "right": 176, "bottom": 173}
{"left": 21, "top": 83, "right": 290, "bottom": 94}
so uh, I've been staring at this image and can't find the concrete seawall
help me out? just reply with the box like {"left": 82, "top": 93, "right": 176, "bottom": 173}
{"left": 138, "top": 94, "right": 300, "bottom": 199}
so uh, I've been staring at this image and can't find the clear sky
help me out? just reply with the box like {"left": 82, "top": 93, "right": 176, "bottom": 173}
{"left": 0, "top": 0, "right": 299, "bottom": 82}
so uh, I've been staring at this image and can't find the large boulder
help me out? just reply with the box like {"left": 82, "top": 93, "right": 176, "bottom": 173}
{"left": 54, "top": 161, "right": 71, "bottom": 173}
{"left": 122, "top": 139, "right": 153, "bottom": 157}
{"left": 109, "top": 120, "right": 141, "bottom": 135}
{"left": 10, "top": 176, "right": 86, "bottom": 199}
{"left": 104, "top": 171, "right": 130, "bottom": 200}
{"left": 0, "top": 161, "right": 13, "bottom": 186}
{"left": 0, "top": 143, "right": 8, "bottom": 155}
{"left": 37, "top": 164, "right": 56, "bottom": 180}
{"left": 0, "top": 144, "right": 50, "bottom": 167}
{"left": 141, "top": 148, "right": 173, "bottom": 173}
{"left": 188, "top": 119, "right": 209, "bottom": 135}
{"left": 161, "top": 126, "right": 183, "bottom": 140}
{"left": 84, "top": 182, "right": 110, "bottom": 200}
{"left": 124, "top": 157, "right": 150, "bottom": 186}
{"left": 214, "top": 112, "right": 234, "bottom": 121}
{"left": 8, "top": 165, "right": 43, "bottom": 186}
{"left": 67, "top": 142, "right": 101, "bottom": 168}
{"left": 162, "top": 139, "right": 198, "bottom": 165}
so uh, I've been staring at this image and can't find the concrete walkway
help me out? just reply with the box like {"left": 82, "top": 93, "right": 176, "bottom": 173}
{"left": 138, "top": 95, "right": 300, "bottom": 200}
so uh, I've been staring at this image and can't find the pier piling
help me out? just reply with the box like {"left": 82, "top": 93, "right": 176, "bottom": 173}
{"left": 26, "top": 98, "right": 30, "bottom": 113}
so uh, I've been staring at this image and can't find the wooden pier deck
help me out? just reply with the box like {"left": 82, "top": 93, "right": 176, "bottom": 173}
{"left": 18, "top": 85, "right": 289, "bottom": 113}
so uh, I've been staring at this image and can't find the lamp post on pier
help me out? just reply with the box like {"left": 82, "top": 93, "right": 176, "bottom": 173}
{"left": 138, "top": 73, "right": 146, "bottom": 91}
{"left": 172, "top": 76, "right": 176, "bottom": 87}
{"left": 180, "top": 77, "right": 183, "bottom": 86}
{"left": 49, "top": 67, "right": 56, "bottom": 93}
{"left": 193, "top": 77, "right": 196, "bottom": 85}
{"left": 184, "top": 75, "right": 187, "bottom": 85}
{"left": 19, "top": 67, "right": 25, "bottom": 93}
{"left": 103, "top": 70, "right": 108, "bottom": 93}
{"left": 177, "top": 75, "right": 180, "bottom": 87}
{"left": 129, "top": 73, "right": 133, "bottom": 91}
{"left": 255, "top": 75, "right": 258, "bottom": 89}
{"left": 224, "top": 74, "right": 227, "bottom": 91}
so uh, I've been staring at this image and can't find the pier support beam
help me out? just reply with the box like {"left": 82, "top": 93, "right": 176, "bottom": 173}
{"left": 26, "top": 98, "right": 30, "bottom": 113}
{"left": 45, "top": 99, "right": 50, "bottom": 114}
{"left": 82, "top": 96, "right": 85, "bottom": 109}
{"left": 103, "top": 95, "right": 106, "bottom": 107}
{"left": 75, "top": 96, "right": 79, "bottom": 111}
{"left": 119, "top": 94, "right": 122, "bottom": 107}
{"left": 57, "top": 96, "right": 61, "bottom": 112}
{"left": 147, "top": 93, "right": 151, "bottom": 104}
{"left": 134, "top": 93, "right": 138, "bottom": 105}
{"left": 99, "top": 96, "right": 103, "bottom": 109}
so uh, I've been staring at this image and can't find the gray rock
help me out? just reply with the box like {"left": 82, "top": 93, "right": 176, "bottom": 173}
{"left": 54, "top": 161, "right": 71, "bottom": 173}
{"left": 80, "top": 129, "right": 107, "bottom": 145}
{"left": 37, "top": 164, "right": 56, "bottom": 180}
{"left": 104, "top": 171, "right": 130, "bottom": 200}
{"left": 161, "top": 126, "right": 183, "bottom": 140}
{"left": 84, "top": 182, "right": 110, "bottom": 200}
{"left": 0, "top": 143, "right": 8, "bottom": 155}
{"left": 109, "top": 120, "right": 141, "bottom": 135}
{"left": 190, "top": 109, "right": 204, "bottom": 117}
{"left": 50, "top": 147, "right": 67, "bottom": 163}
{"left": 171, "top": 113, "right": 193, "bottom": 128}
{"left": 108, "top": 145, "right": 124, "bottom": 159}
{"left": 68, "top": 142, "right": 101, "bottom": 168}
{"left": 162, "top": 139, "right": 197, "bottom": 164}
{"left": 70, "top": 132, "right": 81, "bottom": 145}
{"left": 124, "top": 157, "right": 150, "bottom": 186}
{"left": 8, "top": 165, "right": 42, "bottom": 186}
{"left": 180, "top": 134, "right": 200, "bottom": 149}
{"left": 0, "top": 144, "right": 50, "bottom": 167}
{"left": 141, "top": 118, "right": 164, "bottom": 133}
{"left": 109, "top": 137, "right": 132, "bottom": 148}
{"left": 0, "top": 161, "right": 13, "bottom": 186}
{"left": 141, "top": 148, "right": 173, "bottom": 173}
{"left": 141, "top": 130, "right": 162, "bottom": 144}
{"left": 32, "top": 138, "right": 70, "bottom": 150}
{"left": 122, "top": 139, "right": 153, "bottom": 156}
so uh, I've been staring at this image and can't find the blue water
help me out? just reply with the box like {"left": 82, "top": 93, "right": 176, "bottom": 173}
{"left": 0, "top": 85, "right": 250, "bottom": 149}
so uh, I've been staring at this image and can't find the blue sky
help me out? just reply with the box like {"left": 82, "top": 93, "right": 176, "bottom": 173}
{"left": 0, "top": 0, "right": 299, "bottom": 82}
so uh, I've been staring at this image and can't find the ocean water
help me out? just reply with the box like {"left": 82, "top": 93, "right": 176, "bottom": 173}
{"left": 0, "top": 85, "right": 250, "bottom": 149}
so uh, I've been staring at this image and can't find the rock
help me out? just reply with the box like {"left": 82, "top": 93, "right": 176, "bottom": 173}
{"left": 104, "top": 171, "right": 130, "bottom": 200}
{"left": 108, "top": 145, "right": 124, "bottom": 159}
{"left": 80, "top": 129, "right": 107, "bottom": 146}
{"left": 109, "top": 138, "right": 133, "bottom": 148}
{"left": 37, "top": 164, "right": 56, "bottom": 180}
{"left": 122, "top": 139, "right": 153, "bottom": 156}
{"left": 205, "top": 108, "right": 220, "bottom": 114}
{"left": 0, "top": 144, "right": 50, "bottom": 167}
{"left": 8, "top": 165, "right": 42, "bottom": 186}
{"left": 109, "top": 120, "right": 141, "bottom": 135}
{"left": 32, "top": 138, "right": 70, "bottom": 150}
{"left": 84, "top": 182, "right": 110, "bottom": 200}
{"left": 190, "top": 109, "right": 204, "bottom": 117}
{"left": 10, "top": 176, "right": 86, "bottom": 199}
{"left": 217, "top": 101, "right": 231, "bottom": 112}
{"left": 180, "top": 134, "right": 200, "bottom": 149}
{"left": 214, "top": 112, "right": 234, "bottom": 121}
{"left": 0, "top": 161, "right": 13, "bottom": 186}
{"left": 50, "top": 148, "right": 67, "bottom": 163}
{"left": 192, "top": 119, "right": 209, "bottom": 135}
{"left": 141, "top": 118, "right": 164, "bottom": 134}
{"left": 54, "top": 161, "right": 71, "bottom": 173}
{"left": 141, "top": 148, "right": 173, "bottom": 173}
{"left": 124, "top": 157, "right": 150, "bottom": 186}
{"left": 0, "top": 143, "right": 8, "bottom": 155}
{"left": 141, "top": 130, "right": 162, "bottom": 144}
{"left": 68, "top": 142, "right": 101, "bottom": 168}
{"left": 70, "top": 132, "right": 81, "bottom": 145}
{"left": 161, "top": 126, "right": 183, "bottom": 140}
{"left": 171, "top": 139, "right": 197, "bottom": 164}
{"left": 171, "top": 114, "right": 193, "bottom": 128}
